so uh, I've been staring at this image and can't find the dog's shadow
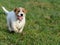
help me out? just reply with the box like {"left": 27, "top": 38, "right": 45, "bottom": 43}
{"left": 1, "top": 27, "right": 25, "bottom": 36}
{"left": 2, "top": 29, "right": 14, "bottom": 34}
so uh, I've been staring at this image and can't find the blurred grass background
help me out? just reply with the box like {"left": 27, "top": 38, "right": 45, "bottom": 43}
{"left": 0, "top": 0, "right": 60, "bottom": 45}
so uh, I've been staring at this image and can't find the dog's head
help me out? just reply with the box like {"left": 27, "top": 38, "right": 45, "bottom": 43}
{"left": 14, "top": 7, "right": 27, "bottom": 21}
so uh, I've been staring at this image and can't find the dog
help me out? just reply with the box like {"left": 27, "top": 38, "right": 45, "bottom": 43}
{"left": 2, "top": 6, "right": 27, "bottom": 33}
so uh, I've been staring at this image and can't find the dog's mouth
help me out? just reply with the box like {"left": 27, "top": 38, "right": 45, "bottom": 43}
{"left": 17, "top": 16, "right": 23, "bottom": 21}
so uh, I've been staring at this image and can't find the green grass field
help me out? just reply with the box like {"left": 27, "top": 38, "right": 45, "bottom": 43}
{"left": 0, "top": 0, "right": 60, "bottom": 45}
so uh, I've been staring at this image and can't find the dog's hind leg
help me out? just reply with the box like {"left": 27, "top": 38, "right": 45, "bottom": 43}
{"left": 7, "top": 19, "right": 13, "bottom": 32}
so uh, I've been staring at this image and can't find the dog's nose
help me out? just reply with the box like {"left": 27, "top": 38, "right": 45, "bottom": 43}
{"left": 21, "top": 14, "right": 23, "bottom": 16}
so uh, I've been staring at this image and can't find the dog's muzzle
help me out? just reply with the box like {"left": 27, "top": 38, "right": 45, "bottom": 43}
{"left": 17, "top": 14, "right": 23, "bottom": 21}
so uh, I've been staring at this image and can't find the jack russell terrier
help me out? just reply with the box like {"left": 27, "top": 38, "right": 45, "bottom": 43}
{"left": 2, "top": 6, "right": 27, "bottom": 33}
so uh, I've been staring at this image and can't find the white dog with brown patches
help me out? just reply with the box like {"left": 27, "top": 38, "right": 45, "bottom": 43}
{"left": 2, "top": 6, "right": 27, "bottom": 33}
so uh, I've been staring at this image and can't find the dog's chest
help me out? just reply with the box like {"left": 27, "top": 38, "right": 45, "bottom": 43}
{"left": 15, "top": 20, "right": 25, "bottom": 28}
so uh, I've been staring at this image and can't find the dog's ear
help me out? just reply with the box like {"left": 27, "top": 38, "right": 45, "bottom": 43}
{"left": 25, "top": 9, "right": 27, "bottom": 13}
{"left": 14, "top": 8, "right": 18, "bottom": 12}
{"left": 23, "top": 8, "right": 27, "bottom": 13}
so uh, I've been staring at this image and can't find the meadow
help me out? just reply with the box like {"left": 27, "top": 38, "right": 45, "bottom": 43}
{"left": 0, "top": 0, "right": 60, "bottom": 45}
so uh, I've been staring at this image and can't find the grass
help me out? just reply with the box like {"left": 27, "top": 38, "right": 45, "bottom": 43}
{"left": 0, "top": 0, "right": 60, "bottom": 45}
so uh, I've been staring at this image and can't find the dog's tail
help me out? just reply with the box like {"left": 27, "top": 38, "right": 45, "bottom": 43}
{"left": 2, "top": 6, "right": 9, "bottom": 14}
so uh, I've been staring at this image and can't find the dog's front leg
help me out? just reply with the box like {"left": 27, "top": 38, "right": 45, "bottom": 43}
{"left": 12, "top": 23, "right": 18, "bottom": 33}
{"left": 19, "top": 26, "right": 24, "bottom": 33}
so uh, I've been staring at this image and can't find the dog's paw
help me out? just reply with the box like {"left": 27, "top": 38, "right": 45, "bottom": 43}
{"left": 18, "top": 30, "right": 23, "bottom": 33}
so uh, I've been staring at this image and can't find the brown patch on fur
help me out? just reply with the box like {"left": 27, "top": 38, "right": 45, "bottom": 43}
{"left": 14, "top": 8, "right": 20, "bottom": 15}
{"left": 22, "top": 8, "right": 27, "bottom": 13}
{"left": 14, "top": 7, "right": 27, "bottom": 16}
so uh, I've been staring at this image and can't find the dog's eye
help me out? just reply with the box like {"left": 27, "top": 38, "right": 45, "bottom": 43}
{"left": 18, "top": 10, "right": 20, "bottom": 12}
{"left": 22, "top": 10, "right": 24, "bottom": 12}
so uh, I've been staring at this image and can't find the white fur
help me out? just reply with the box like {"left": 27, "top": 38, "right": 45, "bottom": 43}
{"left": 2, "top": 6, "right": 26, "bottom": 33}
